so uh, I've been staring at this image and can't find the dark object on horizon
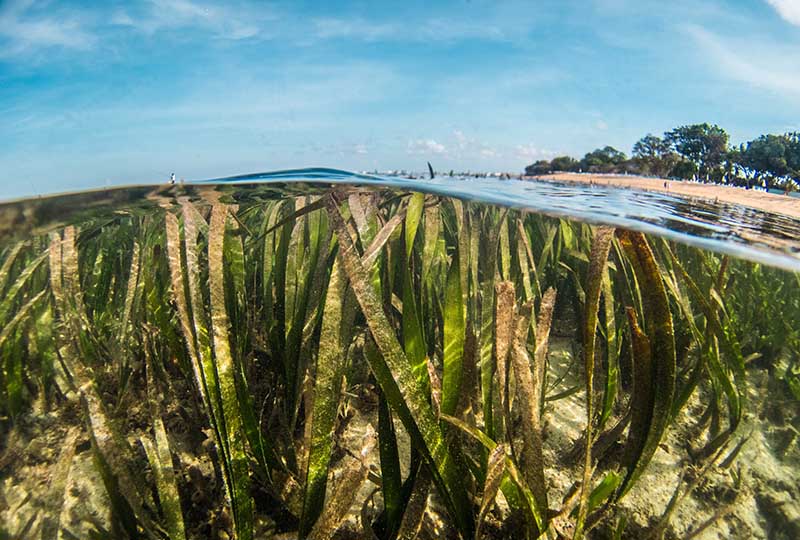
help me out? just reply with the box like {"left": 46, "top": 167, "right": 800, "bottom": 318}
{"left": 428, "top": 162, "right": 435, "bottom": 179}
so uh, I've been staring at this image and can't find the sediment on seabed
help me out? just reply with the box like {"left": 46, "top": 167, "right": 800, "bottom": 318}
{"left": 0, "top": 185, "right": 798, "bottom": 539}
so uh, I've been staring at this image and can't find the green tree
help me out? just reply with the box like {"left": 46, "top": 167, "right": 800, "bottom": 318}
{"left": 722, "top": 147, "right": 744, "bottom": 185}
{"left": 550, "top": 155, "right": 579, "bottom": 172}
{"left": 525, "top": 160, "right": 553, "bottom": 176}
{"left": 670, "top": 159, "right": 698, "bottom": 180}
{"left": 580, "top": 146, "right": 627, "bottom": 173}
{"left": 783, "top": 132, "right": 800, "bottom": 187}
{"left": 632, "top": 134, "right": 678, "bottom": 177}
{"left": 740, "top": 133, "right": 800, "bottom": 189}
{"left": 664, "top": 123, "right": 729, "bottom": 179}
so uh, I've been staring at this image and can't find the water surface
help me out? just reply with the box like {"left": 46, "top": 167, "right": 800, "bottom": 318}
{"left": 4, "top": 168, "right": 799, "bottom": 271}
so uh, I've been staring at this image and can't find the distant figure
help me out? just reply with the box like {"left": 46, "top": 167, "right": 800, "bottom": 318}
{"left": 664, "top": 181, "right": 669, "bottom": 190}
{"left": 170, "top": 173, "right": 176, "bottom": 184}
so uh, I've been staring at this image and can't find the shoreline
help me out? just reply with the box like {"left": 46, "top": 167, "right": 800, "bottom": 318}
{"left": 528, "top": 172, "right": 800, "bottom": 221}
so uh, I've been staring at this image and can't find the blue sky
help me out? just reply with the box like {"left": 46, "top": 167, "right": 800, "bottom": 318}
{"left": 1, "top": 0, "right": 800, "bottom": 199}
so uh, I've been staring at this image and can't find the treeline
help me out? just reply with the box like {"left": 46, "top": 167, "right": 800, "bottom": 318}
{"left": 525, "top": 123, "right": 800, "bottom": 191}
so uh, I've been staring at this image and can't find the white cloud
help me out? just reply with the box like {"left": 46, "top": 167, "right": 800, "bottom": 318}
{"left": 407, "top": 139, "right": 447, "bottom": 155}
{"left": 515, "top": 144, "right": 555, "bottom": 161}
{"left": 113, "top": 0, "right": 264, "bottom": 40}
{"left": 453, "top": 130, "right": 468, "bottom": 147}
{"left": 110, "top": 10, "right": 135, "bottom": 27}
{"left": 310, "top": 16, "right": 509, "bottom": 44}
{"left": 419, "top": 19, "right": 505, "bottom": 43}
{"left": 0, "top": 0, "right": 265, "bottom": 59}
{"left": 449, "top": 129, "right": 501, "bottom": 159}
{"left": 312, "top": 17, "right": 397, "bottom": 41}
{"left": 688, "top": 25, "right": 800, "bottom": 97}
{"left": 0, "top": 0, "right": 95, "bottom": 56}
{"left": 154, "top": 0, "right": 212, "bottom": 20}
{"left": 595, "top": 120, "right": 609, "bottom": 131}
{"left": 766, "top": 0, "right": 800, "bottom": 26}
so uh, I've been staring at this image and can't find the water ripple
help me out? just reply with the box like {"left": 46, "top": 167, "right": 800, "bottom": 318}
{"left": 197, "top": 168, "right": 800, "bottom": 272}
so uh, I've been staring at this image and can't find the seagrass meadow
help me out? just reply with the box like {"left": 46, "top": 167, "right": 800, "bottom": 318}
{"left": 0, "top": 183, "right": 798, "bottom": 539}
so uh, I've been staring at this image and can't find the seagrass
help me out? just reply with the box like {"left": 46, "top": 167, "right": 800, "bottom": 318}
{"left": 0, "top": 184, "right": 794, "bottom": 540}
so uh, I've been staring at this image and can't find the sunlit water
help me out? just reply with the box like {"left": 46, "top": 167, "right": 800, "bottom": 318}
{"left": 0, "top": 169, "right": 798, "bottom": 539}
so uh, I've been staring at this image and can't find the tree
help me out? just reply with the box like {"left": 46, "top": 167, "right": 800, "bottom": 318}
{"left": 550, "top": 156, "right": 579, "bottom": 172}
{"left": 632, "top": 134, "right": 678, "bottom": 177}
{"left": 783, "top": 132, "right": 800, "bottom": 186}
{"left": 741, "top": 133, "right": 800, "bottom": 189}
{"left": 525, "top": 160, "right": 553, "bottom": 176}
{"left": 670, "top": 159, "right": 698, "bottom": 180}
{"left": 633, "top": 134, "right": 669, "bottom": 159}
{"left": 664, "top": 123, "right": 729, "bottom": 179}
{"left": 518, "top": 126, "right": 800, "bottom": 189}
{"left": 580, "top": 146, "right": 627, "bottom": 173}
{"left": 722, "top": 147, "right": 745, "bottom": 185}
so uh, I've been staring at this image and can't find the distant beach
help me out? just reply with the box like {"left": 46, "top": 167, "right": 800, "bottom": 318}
{"left": 530, "top": 172, "right": 800, "bottom": 220}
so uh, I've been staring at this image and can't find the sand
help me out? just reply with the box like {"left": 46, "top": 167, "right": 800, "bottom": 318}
{"left": 529, "top": 173, "right": 800, "bottom": 221}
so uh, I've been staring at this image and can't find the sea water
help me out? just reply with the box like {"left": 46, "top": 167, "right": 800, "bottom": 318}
{"left": 0, "top": 170, "right": 798, "bottom": 539}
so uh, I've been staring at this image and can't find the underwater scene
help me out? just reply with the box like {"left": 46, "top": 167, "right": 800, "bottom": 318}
{"left": 0, "top": 176, "right": 798, "bottom": 540}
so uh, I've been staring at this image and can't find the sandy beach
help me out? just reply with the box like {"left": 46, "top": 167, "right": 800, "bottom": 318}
{"left": 531, "top": 172, "right": 800, "bottom": 221}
